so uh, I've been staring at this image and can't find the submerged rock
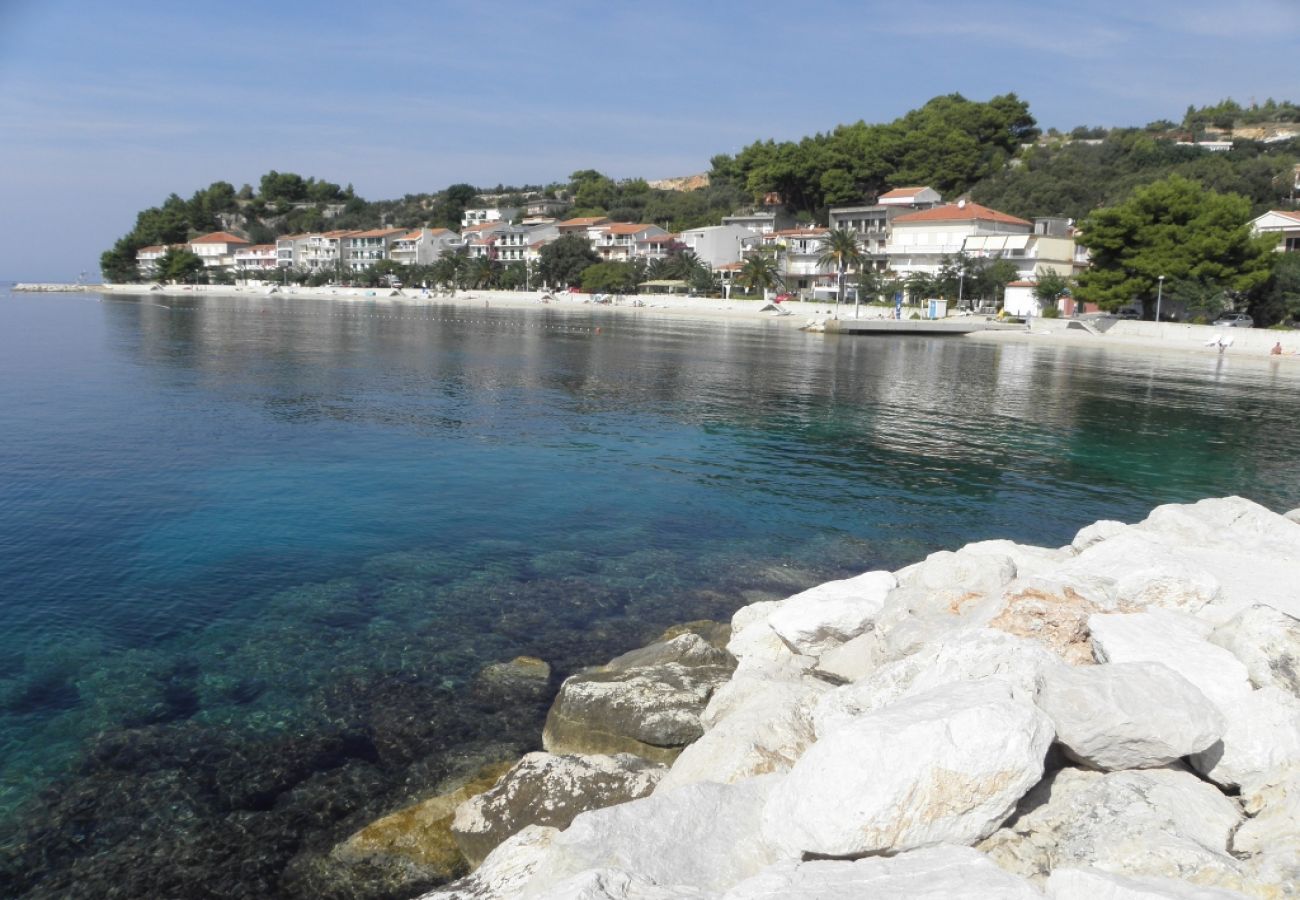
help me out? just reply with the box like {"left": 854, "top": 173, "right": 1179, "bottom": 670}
{"left": 327, "top": 759, "right": 515, "bottom": 895}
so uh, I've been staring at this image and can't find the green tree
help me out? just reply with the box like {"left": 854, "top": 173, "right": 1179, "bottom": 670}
{"left": 581, "top": 261, "right": 638, "bottom": 293}
{"left": 1032, "top": 271, "right": 1073, "bottom": 314}
{"left": 538, "top": 234, "right": 600, "bottom": 287}
{"left": 1250, "top": 252, "right": 1300, "bottom": 325}
{"left": 817, "top": 229, "right": 865, "bottom": 315}
{"left": 737, "top": 252, "right": 783, "bottom": 298}
{"left": 1074, "top": 175, "right": 1276, "bottom": 316}
{"left": 157, "top": 247, "right": 205, "bottom": 283}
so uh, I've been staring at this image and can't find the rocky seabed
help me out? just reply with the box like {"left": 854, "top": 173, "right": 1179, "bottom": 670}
{"left": 389, "top": 496, "right": 1300, "bottom": 899}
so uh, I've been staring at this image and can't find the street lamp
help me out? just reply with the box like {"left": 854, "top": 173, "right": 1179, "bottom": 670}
{"left": 1156, "top": 275, "right": 1165, "bottom": 323}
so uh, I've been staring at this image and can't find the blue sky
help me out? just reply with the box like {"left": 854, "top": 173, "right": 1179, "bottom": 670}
{"left": 2, "top": 0, "right": 1298, "bottom": 281}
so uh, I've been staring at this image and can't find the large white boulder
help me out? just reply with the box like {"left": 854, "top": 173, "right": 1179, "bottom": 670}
{"left": 521, "top": 776, "right": 783, "bottom": 895}
{"left": 1209, "top": 604, "right": 1300, "bottom": 697}
{"left": 1088, "top": 611, "right": 1252, "bottom": 714}
{"left": 1189, "top": 686, "right": 1300, "bottom": 793}
{"left": 765, "top": 570, "right": 896, "bottom": 657}
{"left": 812, "top": 629, "right": 883, "bottom": 684}
{"left": 424, "top": 824, "right": 559, "bottom": 899}
{"left": 813, "top": 629, "right": 1061, "bottom": 738}
{"left": 979, "top": 767, "right": 1245, "bottom": 890}
{"left": 986, "top": 575, "right": 1118, "bottom": 665}
{"left": 764, "top": 679, "right": 1053, "bottom": 857}
{"left": 1036, "top": 662, "right": 1224, "bottom": 770}
{"left": 530, "top": 869, "right": 706, "bottom": 899}
{"left": 1071, "top": 520, "right": 1129, "bottom": 553}
{"left": 1233, "top": 766, "right": 1300, "bottom": 891}
{"left": 721, "top": 845, "right": 1043, "bottom": 899}
{"left": 1045, "top": 867, "right": 1252, "bottom": 899}
{"left": 657, "top": 674, "right": 827, "bottom": 791}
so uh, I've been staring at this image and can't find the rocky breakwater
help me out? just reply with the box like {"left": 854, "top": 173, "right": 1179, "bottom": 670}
{"left": 417, "top": 496, "right": 1300, "bottom": 898}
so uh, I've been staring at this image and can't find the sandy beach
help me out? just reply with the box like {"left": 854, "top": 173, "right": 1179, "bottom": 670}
{"left": 35, "top": 282, "right": 1300, "bottom": 363}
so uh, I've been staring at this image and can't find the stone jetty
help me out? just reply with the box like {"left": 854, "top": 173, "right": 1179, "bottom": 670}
{"left": 402, "top": 496, "right": 1300, "bottom": 898}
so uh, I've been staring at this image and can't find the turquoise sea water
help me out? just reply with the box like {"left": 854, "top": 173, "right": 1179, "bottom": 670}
{"left": 3, "top": 287, "right": 1300, "bottom": 897}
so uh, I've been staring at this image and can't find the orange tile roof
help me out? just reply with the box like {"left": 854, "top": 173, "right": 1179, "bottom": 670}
{"left": 277, "top": 233, "right": 310, "bottom": 241}
{"left": 891, "top": 202, "right": 1031, "bottom": 227}
{"left": 428, "top": 227, "right": 451, "bottom": 235}
{"left": 190, "top": 231, "right": 249, "bottom": 245}
{"left": 1270, "top": 210, "right": 1300, "bottom": 223}
{"left": 559, "top": 216, "right": 611, "bottom": 227}
{"left": 351, "top": 228, "right": 406, "bottom": 238}
{"left": 879, "top": 186, "right": 930, "bottom": 199}
{"left": 136, "top": 245, "right": 166, "bottom": 254}
{"left": 604, "top": 223, "right": 659, "bottom": 235}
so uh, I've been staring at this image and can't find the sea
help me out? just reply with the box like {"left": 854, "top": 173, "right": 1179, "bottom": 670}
{"left": 2, "top": 286, "right": 1299, "bottom": 897}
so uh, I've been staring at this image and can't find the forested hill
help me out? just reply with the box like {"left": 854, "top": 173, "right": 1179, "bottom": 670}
{"left": 101, "top": 95, "right": 1300, "bottom": 281}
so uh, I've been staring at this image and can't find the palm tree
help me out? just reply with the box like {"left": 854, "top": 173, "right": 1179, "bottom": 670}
{"left": 738, "top": 252, "right": 783, "bottom": 299}
{"left": 466, "top": 255, "right": 499, "bottom": 290}
{"left": 817, "top": 229, "right": 865, "bottom": 318}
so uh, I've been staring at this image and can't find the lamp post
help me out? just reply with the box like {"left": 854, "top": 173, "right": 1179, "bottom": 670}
{"left": 1156, "top": 275, "right": 1165, "bottom": 323}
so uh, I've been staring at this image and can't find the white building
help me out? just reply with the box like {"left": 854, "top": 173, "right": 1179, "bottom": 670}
{"left": 461, "top": 207, "right": 518, "bottom": 229}
{"left": 1251, "top": 210, "right": 1300, "bottom": 253}
{"left": 388, "top": 228, "right": 462, "bottom": 267}
{"left": 301, "top": 230, "right": 357, "bottom": 274}
{"left": 877, "top": 186, "right": 943, "bottom": 208}
{"left": 188, "top": 231, "right": 251, "bottom": 268}
{"left": 885, "top": 201, "right": 1033, "bottom": 277}
{"left": 593, "top": 223, "right": 669, "bottom": 261}
{"left": 233, "top": 244, "right": 278, "bottom": 273}
{"left": 675, "top": 224, "right": 753, "bottom": 269}
{"left": 762, "top": 227, "right": 831, "bottom": 293}
{"left": 276, "top": 234, "right": 311, "bottom": 269}
{"left": 134, "top": 245, "right": 173, "bottom": 277}
{"left": 346, "top": 228, "right": 406, "bottom": 272}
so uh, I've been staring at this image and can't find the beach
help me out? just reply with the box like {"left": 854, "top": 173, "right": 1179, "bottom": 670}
{"left": 74, "top": 282, "right": 1300, "bottom": 361}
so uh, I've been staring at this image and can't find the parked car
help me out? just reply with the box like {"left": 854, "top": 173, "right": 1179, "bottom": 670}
{"left": 1116, "top": 310, "right": 1140, "bottom": 320}
{"left": 1212, "top": 313, "right": 1254, "bottom": 328}
{"left": 774, "top": 292, "right": 794, "bottom": 303}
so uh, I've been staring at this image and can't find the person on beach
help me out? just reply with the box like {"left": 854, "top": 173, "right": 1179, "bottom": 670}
{"left": 1272, "top": 342, "right": 1283, "bottom": 355}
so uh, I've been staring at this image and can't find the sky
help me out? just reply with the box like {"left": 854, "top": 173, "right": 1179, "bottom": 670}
{"left": 1, "top": 0, "right": 1298, "bottom": 281}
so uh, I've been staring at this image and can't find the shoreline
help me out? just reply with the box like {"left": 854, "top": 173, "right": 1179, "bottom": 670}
{"left": 15, "top": 282, "right": 1300, "bottom": 361}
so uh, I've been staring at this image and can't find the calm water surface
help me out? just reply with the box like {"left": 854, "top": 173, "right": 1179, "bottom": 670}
{"left": 2, "top": 287, "right": 1299, "bottom": 896}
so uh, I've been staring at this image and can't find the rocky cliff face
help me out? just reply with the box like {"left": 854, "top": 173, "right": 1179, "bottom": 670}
{"left": 420, "top": 496, "right": 1300, "bottom": 898}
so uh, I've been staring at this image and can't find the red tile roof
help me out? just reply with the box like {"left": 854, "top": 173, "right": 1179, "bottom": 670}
{"left": 891, "top": 202, "right": 1031, "bottom": 227}
{"left": 351, "top": 228, "right": 406, "bottom": 238}
{"left": 559, "top": 216, "right": 611, "bottom": 227}
{"left": 1269, "top": 210, "right": 1300, "bottom": 223}
{"left": 190, "top": 231, "right": 250, "bottom": 245}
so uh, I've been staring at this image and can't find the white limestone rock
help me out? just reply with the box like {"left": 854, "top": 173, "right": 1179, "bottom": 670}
{"left": 1036, "top": 662, "right": 1224, "bottom": 770}
{"left": 1045, "top": 867, "right": 1253, "bottom": 899}
{"left": 1233, "top": 766, "right": 1300, "bottom": 891}
{"left": 658, "top": 674, "right": 827, "bottom": 790}
{"left": 811, "top": 629, "right": 883, "bottom": 684}
{"left": 451, "top": 753, "right": 664, "bottom": 866}
{"left": 764, "top": 679, "right": 1053, "bottom": 857}
{"left": 1209, "top": 604, "right": 1300, "bottom": 697}
{"left": 896, "top": 546, "right": 1019, "bottom": 594}
{"left": 423, "top": 824, "right": 559, "bottom": 899}
{"left": 1088, "top": 611, "right": 1252, "bottom": 714}
{"left": 521, "top": 776, "right": 783, "bottom": 896}
{"left": 765, "top": 570, "right": 896, "bottom": 657}
{"left": 813, "top": 629, "right": 1061, "bottom": 738}
{"left": 987, "top": 575, "right": 1119, "bottom": 665}
{"left": 721, "top": 845, "right": 1044, "bottom": 899}
{"left": 979, "top": 767, "right": 1245, "bottom": 890}
{"left": 1071, "top": 519, "right": 1130, "bottom": 553}
{"left": 1189, "top": 686, "right": 1300, "bottom": 793}
{"left": 531, "top": 869, "right": 707, "bottom": 899}
{"left": 962, "top": 539, "right": 1072, "bottom": 579}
